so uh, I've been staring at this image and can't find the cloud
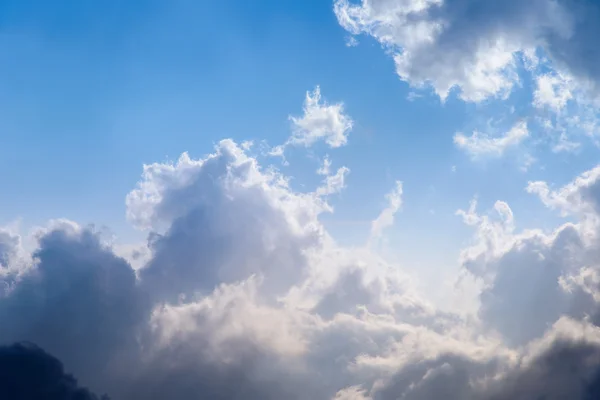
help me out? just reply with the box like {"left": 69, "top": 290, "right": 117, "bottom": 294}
{"left": 454, "top": 121, "right": 528, "bottom": 158}
{"left": 527, "top": 165, "right": 600, "bottom": 218}
{"left": 0, "top": 342, "right": 108, "bottom": 400}
{"left": 0, "top": 137, "right": 469, "bottom": 399}
{"left": 0, "top": 224, "right": 148, "bottom": 393}
{"left": 456, "top": 163, "right": 600, "bottom": 346}
{"left": 333, "top": 0, "right": 600, "bottom": 103}
{"left": 533, "top": 71, "right": 574, "bottom": 112}
{"left": 0, "top": 230, "right": 19, "bottom": 270}
{"left": 290, "top": 86, "right": 353, "bottom": 148}
{"left": 271, "top": 86, "right": 353, "bottom": 157}
{"left": 1, "top": 138, "right": 600, "bottom": 399}
{"left": 370, "top": 181, "right": 403, "bottom": 241}
{"left": 4, "top": 90, "right": 600, "bottom": 398}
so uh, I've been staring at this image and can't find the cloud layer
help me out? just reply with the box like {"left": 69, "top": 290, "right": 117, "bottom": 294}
{"left": 3, "top": 122, "right": 600, "bottom": 398}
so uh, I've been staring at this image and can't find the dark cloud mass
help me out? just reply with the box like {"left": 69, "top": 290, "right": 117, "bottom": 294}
{"left": 0, "top": 342, "right": 108, "bottom": 400}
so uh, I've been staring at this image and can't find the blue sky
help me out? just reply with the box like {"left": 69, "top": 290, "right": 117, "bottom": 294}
{"left": 6, "top": 1, "right": 600, "bottom": 398}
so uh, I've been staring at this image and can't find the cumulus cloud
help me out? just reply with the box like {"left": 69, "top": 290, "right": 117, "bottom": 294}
{"left": 454, "top": 121, "right": 529, "bottom": 158}
{"left": 4, "top": 91, "right": 600, "bottom": 398}
{"left": 271, "top": 86, "right": 353, "bottom": 157}
{"left": 334, "top": 0, "right": 600, "bottom": 103}
{"left": 1, "top": 138, "right": 600, "bottom": 399}
{"left": 456, "top": 162, "right": 600, "bottom": 346}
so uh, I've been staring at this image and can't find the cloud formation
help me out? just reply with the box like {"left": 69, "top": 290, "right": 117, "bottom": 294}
{"left": 270, "top": 86, "right": 353, "bottom": 157}
{"left": 3, "top": 86, "right": 600, "bottom": 400}
{"left": 454, "top": 121, "right": 529, "bottom": 158}
{"left": 334, "top": 0, "right": 600, "bottom": 103}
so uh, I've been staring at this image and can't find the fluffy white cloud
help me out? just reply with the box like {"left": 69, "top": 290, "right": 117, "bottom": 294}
{"left": 271, "top": 86, "right": 354, "bottom": 157}
{"left": 334, "top": 0, "right": 600, "bottom": 104}
{"left": 533, "top": 72, "right": 574, "bottom": 112}
{"left": 454, "top": 121, "right": 528, "bottom": 158}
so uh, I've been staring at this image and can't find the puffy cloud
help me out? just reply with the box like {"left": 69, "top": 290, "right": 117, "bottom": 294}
{"left": 457, "top": 163, "right": 600, "bottom": 346}
{"left": 127, "top": 139, "right": 325, "bottom": 302}
{"left": 333, "top": 0, "right": 600, "bottom": 103}
{"left": 4, "top": 92, "right": 600, "bottom": 398}
{"left": 334, "top": 0, "right": 568, "bottom": 101}
{"left": 454, "top": 121, "right": 529, "bottom": 158}
{"left": 0, "top": 342, "right": 108, "bottom": 400}
{"left": 0, "top": 137, "right": 470, "bottom": 399}
{"left": 271, "top": 86, "right": 353, "bottom": 157}
{"left": 289, "top": 86, "right": 353, "bottom": 148}
{"left": 533, "top": 71, "right": 574, "bottom": 112}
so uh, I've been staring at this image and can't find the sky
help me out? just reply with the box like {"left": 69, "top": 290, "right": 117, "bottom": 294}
{"left": 4, "top": 0, "right": 600, "bottom": 399}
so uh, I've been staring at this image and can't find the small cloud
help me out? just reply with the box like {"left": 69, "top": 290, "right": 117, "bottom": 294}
{"left": 454, "top": 121, "right": 528, "bottom": 158}
{"left": 317, "top": 156, "right": 332, "bottom": 176}
{"left": 241, "top": 140, "right": 254, "bottom": 151}
{"left": 407, "top": 91, "right": 423, "bottom": 101}
{"left": 345, "top": 36, "right": 359, "bottom": 47}
{"left": 370, "top": 181, "right": 403, "bottom": 242}
{"left": 274, "top": 86, "right": 353, "bottom": 157}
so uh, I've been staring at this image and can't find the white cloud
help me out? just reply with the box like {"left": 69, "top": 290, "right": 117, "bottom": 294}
{"left": 454, "top": 120, "right": 528, "bottom": 158}
{"left": 533, "top": 72, "right": 573, "bottom": 112}
{"left": 317, "top": 156, "right": 333, "bottom": 176}
{"left": 527, "top": 165, "right": 600, "bottom": 219}
{"left": 272, "top": 86, "right": 353, "bottom": 157}
{"left": 316, "top": 166, "right": 350, "bottom": 197}
{"left": 370, "top": 181, "right": 403, "bottom": 241}
{"left": 333, "top": 0, "right": 600, "bottom": 103}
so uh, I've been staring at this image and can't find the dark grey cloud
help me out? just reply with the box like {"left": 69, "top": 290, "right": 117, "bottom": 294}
{"left": 0, "top": 342, "right": 108, "bottom": 400}
{"left": 372, "top": 336, "right": 600, "bottom": 400}
{"left": 0, "top": 226, "right": 148, "bottom": 394}
{"left": 484, "top": 339, "right": 600, "bottom": 400}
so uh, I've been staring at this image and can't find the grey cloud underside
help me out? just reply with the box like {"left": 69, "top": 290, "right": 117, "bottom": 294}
{"left": 3, "top": 139, "right": 600, "bottom": 399}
